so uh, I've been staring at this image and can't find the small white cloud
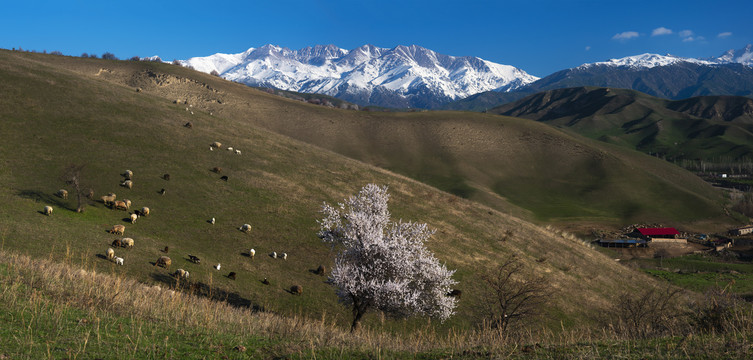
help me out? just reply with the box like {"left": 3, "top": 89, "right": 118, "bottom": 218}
{"left": 718, "top": 32, "right": 732, "bottom": 38}
{"left": 679, "top": 29, "right": 694, "bottom": 38}
{"left": 612, "top": 31, "right": 639, "bottom": 41}
{"left": 585, "top": 46, "right": 591, "bottom": 51}
{"left": 652, "top": 27, "right": 673, "bottom": 36}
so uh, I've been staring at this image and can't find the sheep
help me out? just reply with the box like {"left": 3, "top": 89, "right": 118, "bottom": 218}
{"left": 211, "top": 141, "right": 222, "bottom": 149}
{"left": 123, "top": 170, "right": 133, "bottom": 180}
{"left": 228, "top": 272, "right": 237, "bottom": 280}
{"left": 86, "top": 188, "right": 95, "bottom": 199}
{"left": 235, "top": 149, "right": 241, "bottom": 155}
{"left": 100, "top": 193, "right": 116, "bottom": 205}
{"left": 130, "top": 213, "right": 138, "bottom": 223}
{"left": 121, "top": 180, "right": 133, "bottom": 189}
{"left": 121, "top": 238, "right": 134, "bottom": 248}
{"left": 269, "top": 252, "right": 277, "bottom": 259}
{"left": 290, "top": 285, "right": 303, "bottom": 295}
{"left": 220, "top": 176, "right": 228, "bottom": 182}
{"left": 188, "top": 254, "right": 201, "bottom": 264}
{"left": 262, "top": 278, "right": 270, "bottom": 285}
{"left": 111, "top": 239, "right": 122, "bottom": 247}
{"left": 140, "top": 207, "right": 150, "bottom": 217}
{"left": 109, "top": 224, "right": 125, "bottom": 235}
{"left": 173, "top": 269, "right": 189, "bottom": 279}
{"left": 114, "top": 201, "right": 129, "bottom": 211}
{"left": 114, "top": 256, "right": 124, "bottom": 266}
{"left": 106, "top": 248, "right": 115, "bottom": 260}
{"left": 155, "top": 256, "right": 171, "bottom": 269}
{"left": 249, "top": 248, "right": 255, "bottom": 258}
{"left": 214, "top": 263, "right": 221, "bottom": 271}
{"left": 239, "top": 224, "right": 252, "bottom": 233}
{"left": 446, "top": 289, "right": 462, "bottom": 298}
{"left": 315, "top": 265, "right": 326, "bottom": 276}
{"left": 124, "top": 199, "right": 132, "bottom": 209}
{"left": 280, "top": 252, "right": 287, "bottom": 260}
{"left": 159, "top": 188, "right": 166, "bottom": 195}
{"left": 212, "top": 167, "right": 222, "bottom": 174}
{"left": 57, "top": 189, "right": 68, "bottom": 199}
{"left": 162, "top": 246, "right": 169, "bottom": 253}
{"left": 43, "top": 206, "right": 53, "bottom": 216}
{"left": 184, "top": 122, "right": 192, "bottom": 129}
{"left": 227, "top": 147, "right": 234, "bottom": 152}
{"left": 210, "top": 217, "right": 215, "bottom": 225}
{"left": 163, "top": 174, "right": 171, "bottom": 181}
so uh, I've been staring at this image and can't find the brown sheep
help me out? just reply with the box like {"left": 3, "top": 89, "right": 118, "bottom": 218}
{"left": 210, "top": 141, "right": 222, "bottom": 149}
{"left": 111, "top": 239, "right": 122, "bottom": 247}
{"left": 212, "top": 167, "right": 222, "bottom": 174}
{"left": 56, "top": 189, "right": 68, "bottom": 199}
{"left": 446, "top": 289, "right": 462, "bottom": 299}
{"left": 315, "top": 265, "right": 326, "bottom": 276}
{"left": 114, "top": 201, "right": 129, "bottom": 211}
{"left": 123, "top": 170, "right": 133, "bottom": 180}
{"left": 228, "top": 272, "right": 237, "bottom": 280}
{"left": 86, "top": 188, "right": 95, "bottom": 199}
{"left": 184, "top": 122, "right": 192, "bottom": 129}
{"left": 163, "top": 173, "right": 171, "bottom": 181}
{"left": 109, "top": 224, "right": 125, "bottom": 235}
{"left": 155, "top": 256, "right": 171, "bottom": 269}
{"left": 290, "top": 285, "right": 303, "bottom": 295}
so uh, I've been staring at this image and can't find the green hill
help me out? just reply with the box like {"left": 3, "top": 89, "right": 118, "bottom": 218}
{"left": 491, "top": 86, "right": 753, "bottom": 162}
{"left": 0, "top": 49, "right": 740, "bottom": 335}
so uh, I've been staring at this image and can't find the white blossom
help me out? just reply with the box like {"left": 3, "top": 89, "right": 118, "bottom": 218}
{"left": 318, "top": 184, "right": 457, "bottom": 331}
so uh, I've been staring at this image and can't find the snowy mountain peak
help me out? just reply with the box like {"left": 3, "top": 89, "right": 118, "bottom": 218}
{"left": 179, "top": 44, "right": 538, "bottom": 108}
{"left": 716, "top": 44, "right": 753, "bottom": 66}
{"left": 578, "top": 44, "right": 753, "bottom": 70}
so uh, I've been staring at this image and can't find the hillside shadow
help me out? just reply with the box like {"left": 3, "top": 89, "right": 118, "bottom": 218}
{"left": 149, "top": 272, "right": 265, "bottom": 312}
{"left": 18, "top": 189, "right": 70, "bottom": 211}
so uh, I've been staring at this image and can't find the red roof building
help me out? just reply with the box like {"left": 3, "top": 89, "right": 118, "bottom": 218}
{"left": 636, "top": 228, "right": 680, "bottom": 236}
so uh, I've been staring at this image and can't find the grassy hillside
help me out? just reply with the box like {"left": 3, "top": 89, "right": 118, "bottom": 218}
{"left": 20, "top": 52, "right": 741, "bottom": 228}
{"left": 492, "top": 86, "right": 753, "bottom": 162}
{"left": 0, "top": 49, "right": 669, "bottom": 334}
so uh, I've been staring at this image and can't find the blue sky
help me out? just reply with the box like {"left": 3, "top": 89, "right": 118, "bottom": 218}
{"left": 2, "top": 0, "right": 751, "bottom": 77}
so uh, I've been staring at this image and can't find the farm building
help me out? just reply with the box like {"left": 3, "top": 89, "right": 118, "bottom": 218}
{"left": 730, "top": 225, "right": 753, "bottom": 236}
{"left": 597, "top": 238, "right": 647, "bottom": 248}
{"left": 634, "top": 227, "right": 687, "bottom": 244}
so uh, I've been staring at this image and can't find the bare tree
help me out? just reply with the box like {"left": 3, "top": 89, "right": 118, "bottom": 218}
{"left": 611, "top": 286, "right": 685, "bottom": 339}
{"left": 101, "top": 52, "right": 118, "bottom": 60}
{"left": 481, "top": 256, "right": 550, "bottom": 333}
{"left": 60, "top": 164, "right": 90, "bottom": 213}
{"left": 318, "top": 184, "right": 457, "bottom": 332}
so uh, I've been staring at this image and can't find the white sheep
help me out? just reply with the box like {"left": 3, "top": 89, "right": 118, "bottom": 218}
{"left": 249, "top": 248, "right": 255, "bottom": 258}
{"left": 280, "top": 252, "right": 287, "bottom": 260}
{"left": 211, "top": 141, "right": 222, "bottom": 149}
{"left": 43, "top": 206, "right": 53, "bottom": 216}
{"left": 123, "top": 170, "right": 133, "bottom": 180}
{"left": 174, "top": 268, "right": 190, "bottom": 279}
{"left": 121, "top": 180, "right": 133, "bottom": 189}
{"left": 270, "top": 251, "right": 277, "bottom": 259}
{"left": 121, "top": 238, "right": 134, "bottom": 248}
{"left": 227, "top": 147, "right": 234, "bottom": 151}
{"left": 57, "top": 189, "right": 68, "bottom": 199}
{"left": 140, "top": 207, "right": 150, "bottom": 216}
{"left": 210, "top": 217, "right": 215, "bottom": 225}
{"left": 114, "top": 256, "right": 124, "bottom": 266}
{"left": 130, "top": 213, "right": 138, "bottom": 223}
{"left": 106, "top": 248, "right": 115, "bottom": 260}
{"left": 239, "top": 224, "right": 252, "bottom": 233}
{"left": 235, "top": 149, "right": 241, "bottom": 155}
{"left": 214, "top": 263, "right": 221, "bottom": 271}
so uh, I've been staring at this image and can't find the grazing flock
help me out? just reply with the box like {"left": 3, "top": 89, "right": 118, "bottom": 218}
{"left": 44, "top": 137, "right": 319, "bottom": 302}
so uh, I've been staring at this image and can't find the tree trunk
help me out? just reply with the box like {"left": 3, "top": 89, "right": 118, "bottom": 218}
{"left": 350, "top": 300, "right": 368, "bottom": 333}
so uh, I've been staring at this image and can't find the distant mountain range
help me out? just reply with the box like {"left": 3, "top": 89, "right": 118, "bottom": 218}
{"left": 490, "top": 86, "right": 753, "bottom": 160}
{"left": 179, "top": 44, "right": 538, "bottom": 108}
{"left": 175, "top": 44, "right": 753, "bottom": 109}
{"left": 445, "top": 45, "right": 753, "bottom": 111}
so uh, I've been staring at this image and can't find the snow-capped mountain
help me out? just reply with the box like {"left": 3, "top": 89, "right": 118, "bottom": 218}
{"left": 180, "top": 44, "right": 538, "bottom": 108}
{"left": 577, "top": 44, "right": 753, "bottom": 70}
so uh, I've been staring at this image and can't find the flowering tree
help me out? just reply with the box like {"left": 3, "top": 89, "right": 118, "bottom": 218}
{"left": 318, "top": 184, "right": 457, "bottom": 332}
